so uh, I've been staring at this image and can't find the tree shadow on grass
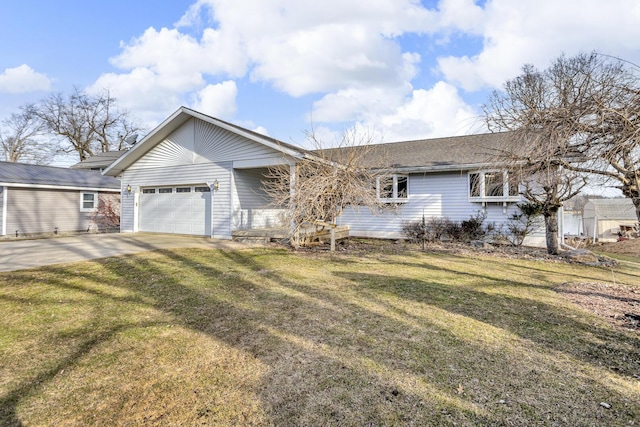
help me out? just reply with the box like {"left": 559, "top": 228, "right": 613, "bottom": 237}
{"left": 333, "top": 270, "right": 640, "bottom": 378}
{"left": 2, "top": 247, "right": 639, "bottom": 426}
{"left": 0, "top": 320, "right": 166, "bottom": 427}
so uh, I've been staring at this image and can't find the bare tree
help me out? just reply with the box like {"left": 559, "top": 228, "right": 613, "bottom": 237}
{"left": 483, "top": 56, "right": 595, "bottom": 254}
{"left": 90, "top": 194, "right": 121, "bottom": 232}
{"left": 551, "top": 55, "right": 640, "bottom": 223}
{"left": 30, "top": 88, "right": 143, "bottom": 161}
{"left": 0, "top": 107, "right": 53, "bottom": 164}
{"left": 263, "top": 128, "right": 390, "bottom": 249}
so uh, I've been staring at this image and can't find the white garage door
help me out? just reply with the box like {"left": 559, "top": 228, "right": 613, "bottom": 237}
{"left": 139, "top": 185, "right": 211, "bottom": 235}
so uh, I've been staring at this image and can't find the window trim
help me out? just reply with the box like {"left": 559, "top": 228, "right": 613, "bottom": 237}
{"left": 468, "top": 170, "right": 520, "bottom": 202}
{"left": 80, "top": 191, "right": 98, "bottom": 212}
{"left": 377, "top": 174, "right": 409, "bottom": 202}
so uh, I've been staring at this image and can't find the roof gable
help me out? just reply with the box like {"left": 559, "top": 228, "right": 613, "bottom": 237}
{"left": 104, "top": 107, "right": 308, "bottom": 176}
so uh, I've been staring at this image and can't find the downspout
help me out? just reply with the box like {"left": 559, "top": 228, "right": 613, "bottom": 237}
{"left": 1, "top": 186, "right": 6, "bottom": 236}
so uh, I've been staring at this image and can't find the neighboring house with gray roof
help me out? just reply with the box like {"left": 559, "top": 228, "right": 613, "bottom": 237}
{"left": 583, "top": 198, "right": 638, "bottom": 241}
{"left": 0, "top": 161, "right": 121, "bottom": 237}
{"left": 102, "top": 106, "right": 550, "bottom": 245}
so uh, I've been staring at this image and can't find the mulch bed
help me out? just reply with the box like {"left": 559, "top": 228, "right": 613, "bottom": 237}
{"left": 554, "top": 282, "right": 640, "bottom": 330}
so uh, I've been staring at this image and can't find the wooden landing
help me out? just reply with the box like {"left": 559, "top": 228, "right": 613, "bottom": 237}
{"left": 232, "top": 225, "right": 350, "bottom": 245}
{"left": 232, "top": 228, "right": 290, "bottom": 242}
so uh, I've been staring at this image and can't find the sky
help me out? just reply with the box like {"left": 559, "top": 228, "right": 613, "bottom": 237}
{"left": 2, "top": 0, "right": 640, "bottom": 163}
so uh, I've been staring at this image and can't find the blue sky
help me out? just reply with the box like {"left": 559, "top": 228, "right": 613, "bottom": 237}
{"left": 2, "top": 0, "right": 640, "bottom": 162}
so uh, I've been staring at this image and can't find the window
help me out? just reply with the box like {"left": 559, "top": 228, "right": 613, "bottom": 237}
{"left": 176, "top": 187, "right": 191, "bottom": 193}
{"left": 469, "top": 171, "right": 520, "bottom": 201}
{"left": 377, "top": 174, "right": 408, "bottom": 202}
{"left": 194, "top": 186, "right": 210, "bottom": 192}
{"left": 80, "top": 192, "right": 97, "bottom": 212}
{"left": 142, "top": 188, "right": 156, "bottom": 194}
{"left": 158, "top": 188, "right": 173, "bottom": 194}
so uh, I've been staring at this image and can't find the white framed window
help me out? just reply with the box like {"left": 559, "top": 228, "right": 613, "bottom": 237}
{"left": 469, "top": 171, "right": 519, "bottom": 202}
{"left": 377, "top": 174, "right": 408, "bottom": 202}
{"left": 80, "top": 192, "right": 98, "bottom": 212}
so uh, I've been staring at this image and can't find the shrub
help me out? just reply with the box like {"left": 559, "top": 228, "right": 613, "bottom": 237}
{"left": 403, "top": 211, "right": 489, "bottom": 245}
{"left": 506, "top": 202, "right": 543, "bottom": 246}
{"left": 402, "top": 216, "right": 428, "bottom": 244}
{"left": 460, "top": 211, "right": 487, "bottom": 241}
{"left": 402, "top": 216, "right": 446, "bottom": 247}
{"left": 90, "top": 195, "right": 120, "bottom": 232}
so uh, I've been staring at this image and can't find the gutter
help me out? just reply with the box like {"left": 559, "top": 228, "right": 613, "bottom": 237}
{"left": 0, "top": 182, "right": 120, "bottom": 192}
{"left": 375, "top": 162, "right": 501, "bottom": 174}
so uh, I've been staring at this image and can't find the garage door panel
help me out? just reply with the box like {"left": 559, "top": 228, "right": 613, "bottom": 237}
{"left": 139, "top": 185, "right": 210, "bottom": 235}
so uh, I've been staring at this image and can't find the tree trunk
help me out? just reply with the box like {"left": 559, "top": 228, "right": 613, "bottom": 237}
{"left": 633, "top": 196, "right": 640, "bottom": 225}
{"left": 621, "top": 182, "right": 640, "bottom": 224}
{"left": 544, "top": 209, "right": 559, "bottom": 255}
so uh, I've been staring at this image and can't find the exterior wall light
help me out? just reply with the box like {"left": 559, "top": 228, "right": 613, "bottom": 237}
{"left": 213, "top": 180, "right": 219, "bottom": 191}
{"left": 126, "top": 184, "right": 132, "bottom": 194}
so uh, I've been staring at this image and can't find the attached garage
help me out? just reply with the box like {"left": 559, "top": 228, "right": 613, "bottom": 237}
{"left": 139, "top": 185, "right": 211, "bottom": 235}
{"left": 103, "top": 107, "right": 304, "bottom": 239}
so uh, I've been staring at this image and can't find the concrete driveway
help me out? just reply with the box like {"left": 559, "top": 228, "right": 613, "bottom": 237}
{"left": 0, "top": 233, "right": 249, "bottom": 272}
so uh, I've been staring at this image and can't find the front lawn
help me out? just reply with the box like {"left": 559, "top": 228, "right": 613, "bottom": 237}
{"left": 1, "top": 246, "right": 639, "bottom": 426}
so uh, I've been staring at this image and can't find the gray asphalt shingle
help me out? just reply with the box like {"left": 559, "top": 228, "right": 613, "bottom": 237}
{"left": 0, "top": 161, "right": 121, "bottom": 189}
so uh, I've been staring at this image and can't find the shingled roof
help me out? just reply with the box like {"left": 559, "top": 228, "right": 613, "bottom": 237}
{"left": 586, "top": 199, "right": 637, "bottom": 221}
{"left": 0, "top": 161, "right": 121, "bottom": 190}
{"left": 320, "top": 131, "right": 514, "bottom": 171}
{"left": 70, "top": 150, "right": 129, "bottom": 170}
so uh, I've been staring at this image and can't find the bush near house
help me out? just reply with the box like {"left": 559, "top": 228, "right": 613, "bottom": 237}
{"left": 402, "top": 211, "right": 491, "bottom": 245}
{"left": 403, "top": 208, "right": 543, "bottom": 247}
{"left": 89, "top": 194, "right": 120, "bottom": 232}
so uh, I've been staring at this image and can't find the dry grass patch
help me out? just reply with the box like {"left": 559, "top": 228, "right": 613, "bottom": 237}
{"left": 1, "top": 246, "right": 639, "bottom": 426}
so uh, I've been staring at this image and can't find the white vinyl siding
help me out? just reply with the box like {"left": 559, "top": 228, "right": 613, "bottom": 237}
{"left": 338, "top": 172, "right": 526, "bottom": 238}
{"left": 131, "top": 118, "right": 287, "bottom": 169}
{"left": 120, "top": 117, "right": 291, "bottom": 239}
{"left": 232, "top": 168, "right": 287, "bottom": 229}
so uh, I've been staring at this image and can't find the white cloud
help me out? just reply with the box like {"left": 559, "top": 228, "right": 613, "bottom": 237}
{"left": 191, "top": 80, "right": 237, "bottom": 119}
{"left": 84, "top": 0, "right": 640, "bottom": 141}
{"left": 311, "top": 84, "right": 411, "bottom": 123}
{"left": 87, "top": 67, "right": 180, "bottom": 124}
{"left": 0, "top": 65, "right": 51, "bottom": 94}
{"left": 437, "top": 0, "right": 485, "bottom": 34}
{"left": 97, "top": 0, "right": 436, "bottom": 105}
{"left": 311, "top": 81, "right": 480, "bottom": 144}
{"left": 374, "top": 81, "right": 480, "bottom": 141}
{"left": 437, "top": 0, "right": 640, "bottom": 91}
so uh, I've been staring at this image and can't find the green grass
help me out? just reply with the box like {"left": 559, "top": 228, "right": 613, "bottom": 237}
{"left": 1, "top": 246, "right": 639, "bottom": 426}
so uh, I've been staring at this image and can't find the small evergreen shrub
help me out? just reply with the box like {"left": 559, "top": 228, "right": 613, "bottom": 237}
{"left": 507, "top": 202, "right": 544, "bottom": 246}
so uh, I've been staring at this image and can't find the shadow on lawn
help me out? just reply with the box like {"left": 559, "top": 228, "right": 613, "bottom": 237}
{"left": 2, "top": 247, "right": 639, "bottom": 426}
{"left": 0, "top": 320, "right": 166, "bottom": 427}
